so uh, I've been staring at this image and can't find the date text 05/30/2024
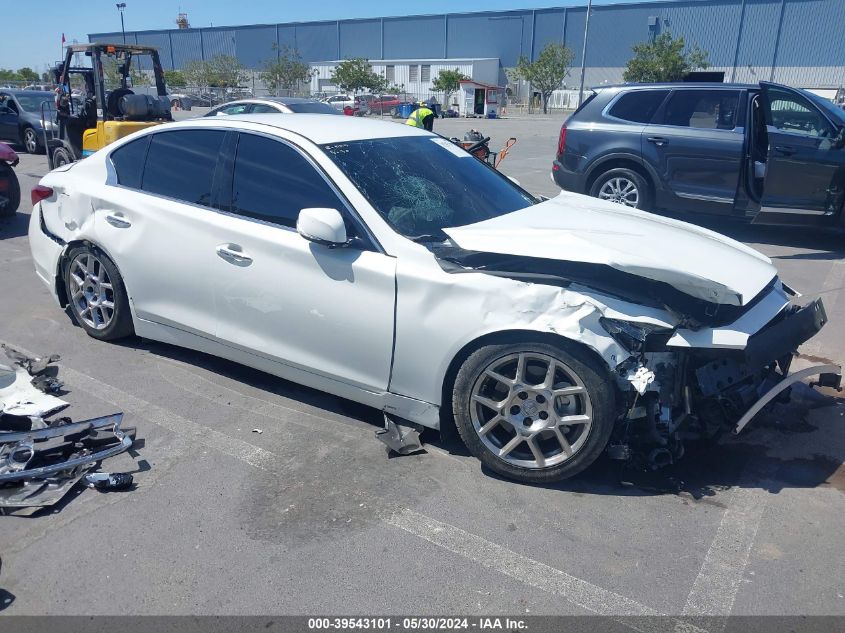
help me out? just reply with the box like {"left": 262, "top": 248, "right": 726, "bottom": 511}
{"left": 307, "top": 618, "right": 528, "bottom": 631}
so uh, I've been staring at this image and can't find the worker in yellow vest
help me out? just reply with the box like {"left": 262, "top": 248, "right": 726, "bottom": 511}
{"left": 405, "top": 102, "right": 436, "bottom": 131}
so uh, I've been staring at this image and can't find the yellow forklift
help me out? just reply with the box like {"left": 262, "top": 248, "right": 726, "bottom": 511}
{"left": 43, "top": 43, "right": 172, "bottom": 168}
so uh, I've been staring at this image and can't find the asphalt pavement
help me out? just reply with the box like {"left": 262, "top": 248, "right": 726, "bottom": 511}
{"left": 0, "top": 113, "right": 843, "bottom": 619}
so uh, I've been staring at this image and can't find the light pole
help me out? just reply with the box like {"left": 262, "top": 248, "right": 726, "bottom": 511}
{"left": 577, "top": 0, "right": 593, "bottom": 108}
{"left": 116, "top": 3, "right": 127, "bottom": 44}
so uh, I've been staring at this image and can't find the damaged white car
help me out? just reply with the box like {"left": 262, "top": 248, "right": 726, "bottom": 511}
{"left": 28, "top": 115, "right": 841, "bottom": 483}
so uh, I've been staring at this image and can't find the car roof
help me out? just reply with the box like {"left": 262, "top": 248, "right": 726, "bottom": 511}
{"left": 595, "top": 82, "right": 758, "bottom": 92}
{"left": 218, "top": 97, "right": 323, "bottom": 107}
{"left": 178, "top": 113, "right": 426, "bottom": 144}
{"left": 3, "top": 89, "right": 54, "bottom": 97}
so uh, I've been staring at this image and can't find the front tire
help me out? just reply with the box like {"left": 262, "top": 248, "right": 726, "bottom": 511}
{"left": 589, "top": 168, "right": 651, "bottom": 210}
{"left": 452, "top": 340, "right": 615, "bottom": 483}
{"left": 64, "top": 245, "right": 134, "bottom": 341}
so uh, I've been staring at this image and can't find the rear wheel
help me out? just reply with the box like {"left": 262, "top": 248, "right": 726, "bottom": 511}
{"left": 452, "top": 340, "right": 615, "bottom": 483}
{"left": 0, "top": 164, "right": 20, "bottom": 217}
{"left": 23, "top": 127, "right": 41, "bottom": 154}
{"left": 52, "top": 147, "right": 73, "bottom": 167}
{"left": 64, "top": 245, "right": 134, "bottom": 341}
{"left": 589, "top": 168, "right": 651, "bottom": 210}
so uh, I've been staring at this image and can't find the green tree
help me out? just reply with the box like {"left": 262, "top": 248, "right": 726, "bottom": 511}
{"left": 0, "top": 69, "right": 20, "bottom": 82}
{"left": 623, "top": 32, "right": 710, "bottom": 83}
{"left": 261, "top": 46, "right": 312, "bottom": 95}
{"left": 512, "top": 43, "right": 574, "bottom": 114}
{"left": 207, "top": 55, "right": 246, "bottom": 88}
{"left": 164, "top": 70, "right": 187, "bottom": 88}
{"left": 183, "top": 59, "right": 213, "bottom": 88}
{"left": 330, "top": 58, "right": 382, "bottom": 95}
{"left": 432, "top": 68, "right": 468, "bottom": 106}
{"left": 17, "top": 67, "right": 39, "bottom": 82}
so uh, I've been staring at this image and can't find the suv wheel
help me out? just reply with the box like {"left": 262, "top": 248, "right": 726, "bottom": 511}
{"left": 590, "top": 168, "right": 651, "bottom": 210}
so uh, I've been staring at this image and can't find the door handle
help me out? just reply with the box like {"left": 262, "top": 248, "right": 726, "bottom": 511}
{"left": 774, "top": 145, "right": 797, "bottom": 155}
{"left": 104, "top": 212, "right": 131, "bottom": 228}
{"left": 647, "top": 136, "right": 668, "bottom": 147}
{"left": 216, "top": 244, "right": 253, "bottom": 265}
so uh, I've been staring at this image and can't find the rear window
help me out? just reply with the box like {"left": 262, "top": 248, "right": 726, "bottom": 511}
{"left": 608, "top": 90, "right": 668, "bottom": 123}
{"left": 110, "top": 136, "right": 150, "bottom": 189}
{"left": 142, "top": 130, "right": 225, "bottom": 205}
{"left": 661, "top": 89, "right": 740, "bottom": 129}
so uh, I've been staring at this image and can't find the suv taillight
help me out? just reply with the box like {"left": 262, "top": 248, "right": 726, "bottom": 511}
{"left": 557, "top": 125, "right": 567, "bottom": 157}
{"left": 31, "top": 185, "right": 53, "bottom": 206}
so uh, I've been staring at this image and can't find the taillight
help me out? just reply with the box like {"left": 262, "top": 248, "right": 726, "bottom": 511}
{"left": 557, "top": 125, "right": 567, "bottom": 157}
{"left": 31, "top": 185, "right": 53, "bottom": 206}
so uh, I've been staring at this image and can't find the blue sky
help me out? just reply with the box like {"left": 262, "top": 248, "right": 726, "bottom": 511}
{"left": 0, "top": 0, "right": 629, "bottom": 72}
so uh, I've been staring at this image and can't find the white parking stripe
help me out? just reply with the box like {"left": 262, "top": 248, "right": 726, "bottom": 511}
{"left": 60, "top": 365, "right": 278, "bottom": 472}
{"left": 682, "top": 485, "right": 769, "bottom": 622}
{"left": 384, "top": 507, "right": 660, "bottom": 617}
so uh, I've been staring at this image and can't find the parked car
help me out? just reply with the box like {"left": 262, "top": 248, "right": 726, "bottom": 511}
{"left": 0, "top": 89, "right": 56, "bottom": 154}
{"left": 22, "top": 84, "right": 55, "bottom": 92}
{"left": 367, "top": 94, "right": 402, "bottom": 116}
{"left": 204, "top": 97, "right": 341, "bottom": 116}
{"left": 0, "top": 142, "right": 20, "bottom": 216}
{"left": 553, "top": 81, "right": 845, "bottom": 230}
{"left": 323, "top": 94, "right": 353, "bottom": 111}
{"left": 29, "top": 114, "right": 837, "bottom": 483}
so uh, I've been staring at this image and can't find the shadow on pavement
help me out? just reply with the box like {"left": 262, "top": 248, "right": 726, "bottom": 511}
{"left": 0, "top": 210, "right": 30, "bottom": 240}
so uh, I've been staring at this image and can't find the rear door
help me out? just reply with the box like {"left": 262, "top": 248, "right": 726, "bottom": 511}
{"left": 755, "top": 82, "right": 845, "bottom": 222}
{"left": 210, "top": 131, "right": 397, "bottom": 391}
{"left": 642, "top": 88, "right": 744, "bottom": 215}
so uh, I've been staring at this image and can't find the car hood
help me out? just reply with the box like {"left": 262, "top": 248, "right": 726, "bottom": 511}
{"left": 442, "top": 191, "right": 777, "bottom": 306}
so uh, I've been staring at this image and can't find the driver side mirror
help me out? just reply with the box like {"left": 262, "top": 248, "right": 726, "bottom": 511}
{"left": 297, "top": 208, "right": 348, "bottom": 247}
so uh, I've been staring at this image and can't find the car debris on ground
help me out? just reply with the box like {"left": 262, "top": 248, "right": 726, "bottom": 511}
{"left": 0, "top": 345, "right": 134, "bottom": 515}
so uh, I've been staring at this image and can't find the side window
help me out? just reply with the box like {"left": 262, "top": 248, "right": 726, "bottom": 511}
{"left": 215, "top": 104, "right": 249, "bottom": 116}
{"left": 142, "top": 130, "right": 225, "bottom": 205}
{"left": 661, "top": 90, "right": 740, "bottom": 129}
{"left": 766, "top": 88, "right": 834, "bottom": 137}
{"left": 250, "top": 103, "right": 279, "bottom": 114}
{"left": 231, "top": 133, "right": 345, "bottom": 229}
{"left": 608, "top": 90, "right": 668, "bottom": 123}
{"left": 110, "top": 135, "right": 151, "bottom": 189}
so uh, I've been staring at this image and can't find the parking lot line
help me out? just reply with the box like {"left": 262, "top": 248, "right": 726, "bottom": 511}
{"left": 682, "top": 484, "right": 769, "bottom": 622}
{"left": 384, "top": 507, "right": 661, "bottom": 617}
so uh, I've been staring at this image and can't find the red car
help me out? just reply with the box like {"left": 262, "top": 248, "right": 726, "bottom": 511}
{"left": 369, "top": 94, "right": 402, "bottom": 115}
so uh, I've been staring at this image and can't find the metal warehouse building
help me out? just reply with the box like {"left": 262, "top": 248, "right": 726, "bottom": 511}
{"left": 89, "top": 0, "right": 845, "bottom": 91}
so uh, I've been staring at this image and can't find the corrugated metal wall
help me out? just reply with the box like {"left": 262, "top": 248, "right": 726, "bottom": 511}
{"left": 89, "top": 0, "right": 845, "bottom": 88}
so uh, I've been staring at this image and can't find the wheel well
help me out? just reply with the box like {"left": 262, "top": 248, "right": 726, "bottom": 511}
{"left": 586, "top": 158, "right": 655, "bottom": 202}
{"left": 438, "top": 329, "right": 613, "bottom": 440}
{"left": 56, "top": 239, "right": 129, "bottom": 308}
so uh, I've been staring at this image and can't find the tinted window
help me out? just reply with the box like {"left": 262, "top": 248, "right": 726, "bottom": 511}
{"left": 322, "top": 136, "right": 536, "bottom": 239}
{"left": 142, "top": 130, "right": 224, "bottom": 205}
{"left": 110, "top": 136, "right": 151, "bottom": 189}
{"left": 285, "top": 101, "right": 340, "bottom": 114}
{"left": 250, "top": 103, "right": 280, "bottom": 114}
{"left": 231, "top": 133, "right": 344, "bottom": 228}
{"left": 766, "top": 87, "right": 834, "bottom": 137}
{"left": 662, "top": 90, "right": 740, "bottom": 129}
{"left": 211, "top": 103, "right": 250, "bottom": 116}
{"left": 608, "top": 90, "right": 667, "bottom": 123}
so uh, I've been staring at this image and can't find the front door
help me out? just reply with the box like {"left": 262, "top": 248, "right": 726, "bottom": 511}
{"left": 211, "top": 132, "right": 396, "bottom": 392}
{"left": 474, "top": 89, "right": 485, "bottom": 115}
{"left": 642, "top": 88, "right": 744, "bottom": 215}
{"left": 755, "top": 82, "right": 845, "bottom": 223}
{"left": 0, "top": 94, "right": 19, "bottom": 142}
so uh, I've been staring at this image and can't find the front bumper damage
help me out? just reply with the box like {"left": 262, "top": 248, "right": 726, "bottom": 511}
{"left": 0, "top": 346, "right": 134, "bottom": 512}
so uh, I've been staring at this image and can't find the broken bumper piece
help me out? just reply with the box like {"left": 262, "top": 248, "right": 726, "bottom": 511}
{"left": 0, "top": 413, "right": 132, "bottom": 509}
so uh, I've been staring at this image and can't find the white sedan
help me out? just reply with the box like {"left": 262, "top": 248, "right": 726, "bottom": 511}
{"left": 28, "top": 115, "right": 837, "bottom": 483}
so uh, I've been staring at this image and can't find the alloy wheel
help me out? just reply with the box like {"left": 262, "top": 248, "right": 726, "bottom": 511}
{"left": 598, "top": 177, "right": 639, "bottom": 207}
{"left": 469, "top": 352, "right": 593, "bottom": 470}
{"left": 24, "top": 129, "right": 38, "bottom": 153}
{"left": 68, "top": 253, "right": 115, "bottom": 330}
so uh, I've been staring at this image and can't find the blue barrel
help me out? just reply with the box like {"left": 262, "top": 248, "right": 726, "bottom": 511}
{"left": 397, "top": 103, "right": 415, "bottom": 119}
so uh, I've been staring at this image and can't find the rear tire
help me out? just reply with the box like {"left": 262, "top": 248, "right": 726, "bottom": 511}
{"left": 63, "top": 245, "right": 134, "bottom": 341}
{"left": 23, "top": 127, "right": 42, "bottom": 154}
{"left": 589, "top": 168, "right": 651, "bottom": 211}
{"left": 52, "top": 147, "right": 73, "bottom": 167}
{"left": 452, "top": 339, "right": 616, "bottom": 483}
{"left": 0, "top": 164, "right": 20, "bottom": 217}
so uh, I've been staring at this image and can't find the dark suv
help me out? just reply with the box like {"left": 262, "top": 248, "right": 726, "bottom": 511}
{"left": 553, "top": 82, "right": 845, "bottom": 229}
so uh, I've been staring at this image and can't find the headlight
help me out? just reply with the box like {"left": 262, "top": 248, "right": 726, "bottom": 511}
{"left": 599, "top": 318, "right": 672, "bottom": 353}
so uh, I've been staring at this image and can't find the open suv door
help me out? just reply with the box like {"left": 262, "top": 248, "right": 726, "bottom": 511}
{"left": 754, "top": 81, "right": 845, "bottom": 227}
